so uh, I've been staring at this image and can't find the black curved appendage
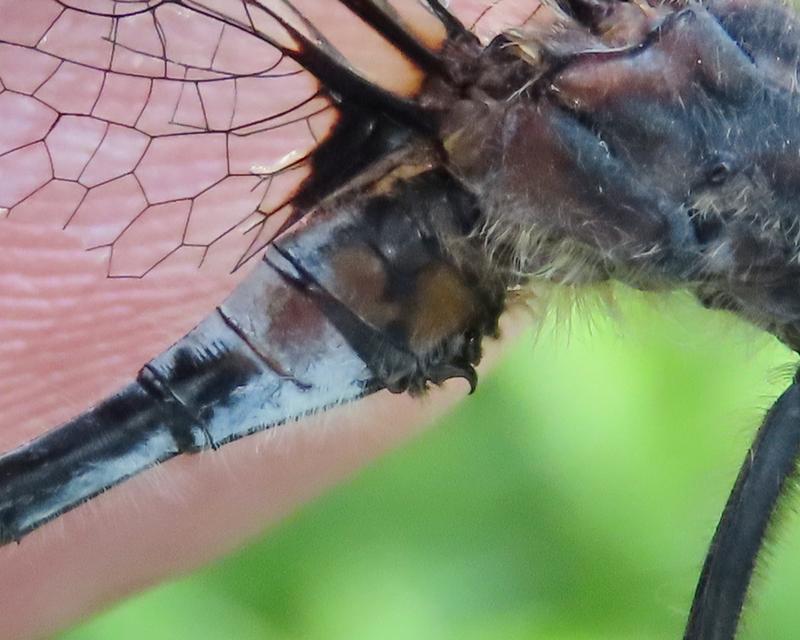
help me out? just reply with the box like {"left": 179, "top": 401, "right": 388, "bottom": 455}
{"left": 684, "top": 370, "right": 800, "bottom": 640}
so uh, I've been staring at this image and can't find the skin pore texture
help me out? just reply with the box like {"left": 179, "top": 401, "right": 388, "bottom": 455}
{"left": 0, "top": 2, "right": 531, "bottom": 637}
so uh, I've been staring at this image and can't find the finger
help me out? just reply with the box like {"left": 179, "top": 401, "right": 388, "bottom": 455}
{"left": 0, "top": 308, "right": 527, "bottom": 640}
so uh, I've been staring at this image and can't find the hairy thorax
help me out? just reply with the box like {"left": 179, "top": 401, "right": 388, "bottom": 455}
{"left": 417, "top": 0, "right": 800, "bottom": 350}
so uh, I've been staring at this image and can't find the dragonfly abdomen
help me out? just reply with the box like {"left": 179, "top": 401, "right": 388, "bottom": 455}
{"left": 0, "top": 159, "right": 508, "bottom": 545}
{"left": 0, "top": 252, "right": 375, "bottom": 544}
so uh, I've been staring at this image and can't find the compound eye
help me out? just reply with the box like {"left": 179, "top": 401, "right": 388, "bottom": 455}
{"left": 707, "top": 160, "right": 733, "bottom": 185}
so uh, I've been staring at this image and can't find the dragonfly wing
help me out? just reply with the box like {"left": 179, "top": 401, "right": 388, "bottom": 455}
{"left": 0, "top": 0, "right": 328, "bottom": 444}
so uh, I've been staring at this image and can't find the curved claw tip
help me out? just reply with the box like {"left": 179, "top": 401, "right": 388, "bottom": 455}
{"left": 429, "top": 363, "right": 478, "bottom": 394}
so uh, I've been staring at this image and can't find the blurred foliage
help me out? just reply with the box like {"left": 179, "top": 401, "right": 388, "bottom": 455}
{"left": 61, "top": 290, "right": 800, "bottom": 639}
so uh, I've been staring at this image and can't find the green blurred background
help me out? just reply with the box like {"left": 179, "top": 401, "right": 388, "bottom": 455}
{"left": 61, "top": 290, "right": 800, "bottom": 639}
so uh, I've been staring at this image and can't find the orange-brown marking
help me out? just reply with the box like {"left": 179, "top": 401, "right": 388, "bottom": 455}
{"left": 329, "top": 245, "right": 401, "bottom": 327}
{"left": 408, "top": 263, "right": 476, "bottom": 352}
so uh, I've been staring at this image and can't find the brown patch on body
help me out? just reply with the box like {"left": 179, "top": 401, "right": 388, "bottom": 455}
{"left": 327, "top": 244, "right": 477, "bottom": 356}
{"left": 407, "top": 263, "right": 477, "bottom": 352}
{"left": 329, "top": 245, "right": 401, "bottom": 327}
{"left": 370, "top": 162, "right": 437, "bottom": 196}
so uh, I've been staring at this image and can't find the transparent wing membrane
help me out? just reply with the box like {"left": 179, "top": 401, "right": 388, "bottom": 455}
{"left": 3, "top": 0, "right": 325, "bottom": 278}
{"left": 0, "top": 1, "right": 531, "bottom": 278}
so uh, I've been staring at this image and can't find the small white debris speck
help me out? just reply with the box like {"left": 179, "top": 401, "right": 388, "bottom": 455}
{"left": 251, "top": 150, "right": 304, "bottom": 176}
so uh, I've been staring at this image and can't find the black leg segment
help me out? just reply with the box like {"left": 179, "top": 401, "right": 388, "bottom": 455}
{"left": 685, "top": 369, "right": 800, "bottom": 640}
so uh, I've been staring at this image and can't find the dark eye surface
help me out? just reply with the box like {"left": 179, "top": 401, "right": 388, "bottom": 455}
{"left": 707, "top": 161, "right": 733, "bottom": 185}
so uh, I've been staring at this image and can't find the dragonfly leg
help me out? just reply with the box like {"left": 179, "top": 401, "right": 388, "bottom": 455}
{"left": 684, "top": 368, "right": 800, "bottom": 640}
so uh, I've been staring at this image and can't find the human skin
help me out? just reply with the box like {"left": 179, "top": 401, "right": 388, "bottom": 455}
{"left": 0, "top": 313, "right": 524, "bottom": 640}
{"left": 0, "top": 2, "right": 531, "bottom": 637}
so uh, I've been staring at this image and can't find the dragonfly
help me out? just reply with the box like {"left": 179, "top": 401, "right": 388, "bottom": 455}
{"left": 2, "top": 0, "right": 800, "bottom": 637}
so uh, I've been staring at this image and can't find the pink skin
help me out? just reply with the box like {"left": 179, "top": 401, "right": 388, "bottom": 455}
{"left": 0, "top": 1, "right": 532, "bottom": 637}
